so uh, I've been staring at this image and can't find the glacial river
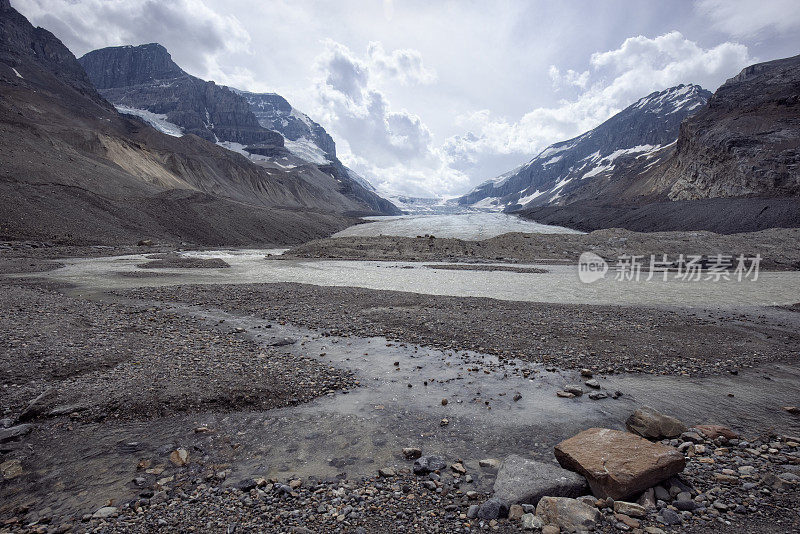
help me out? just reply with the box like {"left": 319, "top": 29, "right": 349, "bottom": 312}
{"left": 34, "top": 248, "right": 800, "bottom": 308}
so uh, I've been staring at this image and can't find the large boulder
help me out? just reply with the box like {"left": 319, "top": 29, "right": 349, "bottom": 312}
{"left": 535, "top": 496, "right": 600, "bottom": 531}
{"left": 554, "top": 428, "right": 685, "bottom": 499}
{"left": 493, "top": 455, "right": 588, "bottom": 505}
{"left": 625, "top": 407, "right": 687, "bottom": 439}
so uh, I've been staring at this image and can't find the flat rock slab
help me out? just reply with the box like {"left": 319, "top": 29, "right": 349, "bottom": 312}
{"left": 493, "top": 455, "right": 588, "bottom": 505}
{"left": 554, "top": 428, "right": 686, "bottom": 500}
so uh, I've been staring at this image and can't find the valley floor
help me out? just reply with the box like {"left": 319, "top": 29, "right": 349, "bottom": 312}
{"left": 0, "top": 242, "right": 799, "bottom": 533}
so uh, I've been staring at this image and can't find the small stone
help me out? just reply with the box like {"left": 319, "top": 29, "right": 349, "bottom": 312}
{"left": 479, "top": 458, "right": 501, "bottom": 471}
{"left": 783, "top": 406, "right": 799, "bottom": 414}
{"left": 556, "top": 391, "right": 575, "bottom": 399}
{"left": 626, "top": 407, "right": 687, "bottom": 440}
{"left": 169, "top": 448, "right": 189, "bottom": 466}
{"left": 536, "top": 496, "right": 599, "bottom": 531}
{"left": 477, "top": 498, "right": 509, "bottom": 520}
{"left": 441, "top": 398, "right": 448, "bottom": 406}
{"left": 508, "top": 504, "right": 524, "bottom": 520}
{"left": 585, "top": 378, "right": 600, "bottom": 389}
{"left": 1, "top": 459, "right": 22, "bottom": 480}
{"left": 440, "top": 418, "right": 449, "bottom": 426}
{"left": 402, "top": 447, "right": 422, "bottom": 460}
{"left": 615, "top": 513, "right": 640, "bottom": 529}
{"left": 588, "top": 391, "right": 607, "bottom": 400}
{"left": 451, "top": 462, "right": 466, "bottom": 475}
{"left": 580, "top": 369, "right": 593, "bottom": 377}
{"left": 467, "top": 504, "right": 479, "bottom": 519}
{"left": 658, "top": 508, "right": 682, "bottom": 525}
{"left": 378, "top": 467, "right": 396, "bottom": 477}
{"left": 521, "top": 513, "right": 544, "bottom": 530}
{"left": 563, "top": 385, "right": 583, "bottom": 396}
{"left": 92, "top": 507, "right": 118, "bottom": 519}
{"left": 613, "top": 501, "right": 646, "bottom": 517}
{"left": 513, "top": 393, "right": 523, "bottom": 402}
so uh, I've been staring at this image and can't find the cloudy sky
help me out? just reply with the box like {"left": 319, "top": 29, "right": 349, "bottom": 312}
{"left": 14, "top": 0, "right": 800, "bottom": 198}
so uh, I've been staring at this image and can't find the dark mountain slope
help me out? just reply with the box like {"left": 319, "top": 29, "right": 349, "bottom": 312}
{"left": 663, "top": 54, "right": 800, "bottom": 200}
{"left": 0, "top": 2, "right": 385, "bottom": 245}
{"left": 77, "top": 43, "right": 400, "bottom": 215}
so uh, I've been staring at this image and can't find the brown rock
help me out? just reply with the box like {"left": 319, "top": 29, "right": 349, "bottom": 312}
{"left": 615, "top": 513, "right": 641, "bottom": 528}
{"left": 536, "top": 496, "right": 600, "bottom": 531}
{"left": 169, "top": 448, "right": 189, "bottom": 467}
{"left": 508, "top": 504, "right": 524, "bottom": 520}
{"left": 695, "top": 424, "right": 738, "bottom": 440}
{"left": 783, "top": 406, "right": 799, "bottom": 414}
{"left": 554, "top": 428, "right": 685, "bottom": 499}
{"left": 625, "top": 407, "right": 687, "bottom": 439}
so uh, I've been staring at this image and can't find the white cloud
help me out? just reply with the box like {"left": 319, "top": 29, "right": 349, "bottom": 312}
{"left": 444, "top": 31, "right": 752, "bottom": 182}
{"left": 549, "top": 65, "right": 589, "bottom": 90}
{"left": 367, "top": 42, "right": 437, "bottom": 85}
{"left": 14, "top": 0, "right": 252, "bottom": 84}
{"left": 312, "top": 40, "right": 467, "bottom": 197}
{"left": 696, "top": 0, "right": 800, "bottom": 37}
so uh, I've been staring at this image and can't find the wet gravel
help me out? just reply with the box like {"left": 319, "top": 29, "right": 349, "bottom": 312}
{"left": 0, "top": 284, "right": 355, "bottom": 420}
{"left": 119, "top": 283, "right": 800, "bottom": 377}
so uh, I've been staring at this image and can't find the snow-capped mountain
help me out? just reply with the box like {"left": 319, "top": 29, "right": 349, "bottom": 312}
{"left": 231, "top": 90, "right": 336, "bottom": 164}
{"left": 458, "top": 84, "right": 711, "bottom": 210}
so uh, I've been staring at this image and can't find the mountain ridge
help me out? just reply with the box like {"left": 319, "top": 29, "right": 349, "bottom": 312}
{"left": 458, "top": 84, "right": 711, "bottom": 210}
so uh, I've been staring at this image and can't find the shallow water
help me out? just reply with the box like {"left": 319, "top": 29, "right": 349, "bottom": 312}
{"left": 12, "top": 300, "right": 800, "bottom": 517}
{"left": 36, "top": 250, "right": 800, "bottom": 308}
{"left": 332, "top": 213, "right": 583, "bottom": 239}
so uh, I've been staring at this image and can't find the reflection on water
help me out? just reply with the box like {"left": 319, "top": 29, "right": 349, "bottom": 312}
{"left": 33, "top": 250, "right": 800, "bottom": 308}
{"left": 332, "top": 213, "right": 583, "bottom": 240}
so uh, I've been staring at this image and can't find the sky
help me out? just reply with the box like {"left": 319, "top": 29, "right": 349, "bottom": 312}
{"left": 13, "top": 0, "right": 800, "bottom": 198}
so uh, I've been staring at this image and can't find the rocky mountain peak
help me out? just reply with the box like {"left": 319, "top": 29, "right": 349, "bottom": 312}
{"left": 458, "top": 83, "right": 710, "bottom": 210}
{"left": 79, "top": 43, "right": 185, "bottom": 89}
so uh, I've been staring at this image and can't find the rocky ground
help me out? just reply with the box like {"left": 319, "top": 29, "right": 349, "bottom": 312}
{"left": 0, "top": 283, "right": 354, "bottom": 420}
{"left": 119, "top": 283, "right": 800, "bottom": 376}
{"left": 1, "top": 245, "right": 799, "bottom": 533}
{"left": 283, "top": 227, "right": 800, "bottom": 271}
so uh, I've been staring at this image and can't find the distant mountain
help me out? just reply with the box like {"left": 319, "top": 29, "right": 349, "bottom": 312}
{"left": 459, "top": 84, "right": 711, "bottom": 211}
{"left": 515, "top": 56, "right": 800, "bottom": 234}
{"left": 77, "top": 43, "right": 399, "bottom": 216}
{"left": 79, "top": 44, "right": 284, "bottom": 149}
{"left": 0, "top": 3, "right": 397, "bottom": 245}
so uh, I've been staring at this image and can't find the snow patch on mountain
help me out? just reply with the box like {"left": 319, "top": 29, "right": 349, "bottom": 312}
{"left": 284, "top": 137, "right": 329, "bottom": 165}
{"left": 116, "top": 106, "right": 183, "bottom": 137}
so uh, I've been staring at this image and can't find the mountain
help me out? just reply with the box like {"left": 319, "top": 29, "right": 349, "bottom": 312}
{"left": 458, "top": 84, "right": 711, "bottom": 211}
{"left": 0, "top": 2, "right": 394, "bottom": 245}
{"left": 662, "top": 55, "right": 800, "bottom": 200}
{"left": 78, "top": 43, "right": 400, "bottom": 216}
{"left": 78, "top": 44, "right": 283, "bottom": 149}
{"left": 232, "top": 89, "right": 336, "bottom": 162}
{"left": 515, "top": 56, "right": 800, "bottom": 233}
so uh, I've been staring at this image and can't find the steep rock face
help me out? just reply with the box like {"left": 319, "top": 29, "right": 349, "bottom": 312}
{"left": 458, "top": 85, "right": 710, "bottom": 210}
{"left": 78, "top": 44, "right": 282, "bottom": 146}
{"left": 663, "top": 55, "right": 800, "bottom": 200}
{"left": 233, "top": 90, "right": 337, "bottom": 159}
